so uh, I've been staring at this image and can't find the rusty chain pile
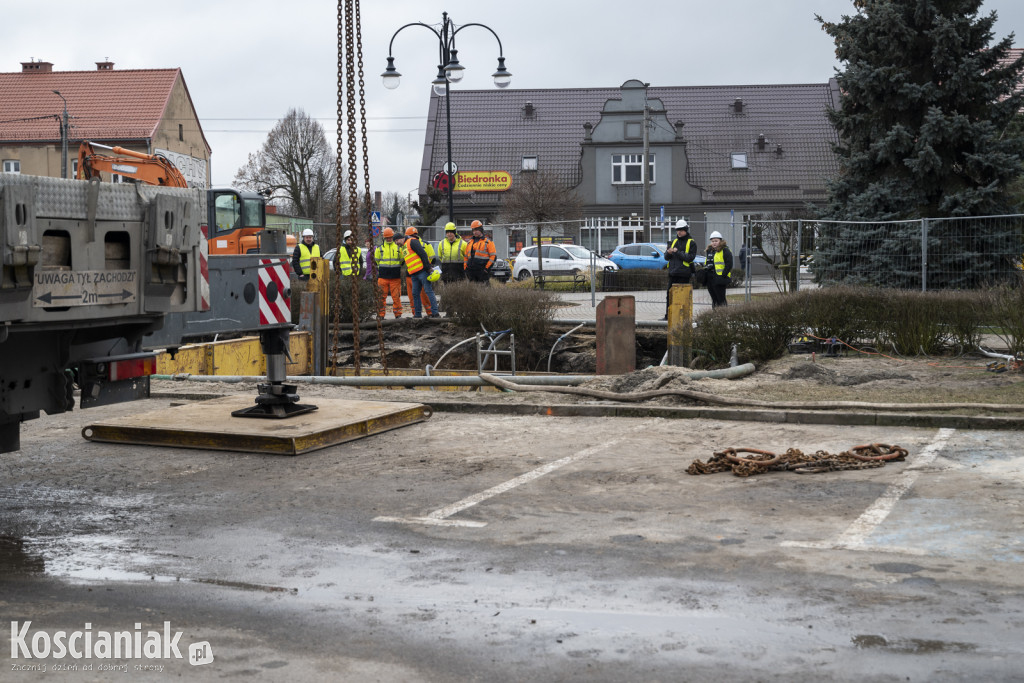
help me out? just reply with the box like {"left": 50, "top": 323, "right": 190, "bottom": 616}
{"left": 686, "top": 443, "right": 909, "bottom": 477}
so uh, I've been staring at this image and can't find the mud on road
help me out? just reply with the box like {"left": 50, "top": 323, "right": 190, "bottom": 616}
{"left": 1, "top": 358, "right": 1023, "bottom": 681}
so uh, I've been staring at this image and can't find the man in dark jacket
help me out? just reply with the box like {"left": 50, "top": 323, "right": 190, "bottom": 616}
{"left": 663, "top": 219, "right": 696, "bottom": 319}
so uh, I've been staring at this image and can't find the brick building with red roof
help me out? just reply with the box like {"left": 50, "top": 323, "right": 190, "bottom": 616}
{"left": 0, "top": 60, "right": 210, "bottom": 187}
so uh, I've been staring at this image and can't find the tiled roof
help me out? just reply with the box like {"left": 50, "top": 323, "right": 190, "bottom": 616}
{"left": 422, "top": 81, "right": 842, "bottom": 205}
{"left": 999, "top": 48, "right": 1024, "bottom": 96}
{"left": 0, "top": 68, "right": 200, "bottom": 147}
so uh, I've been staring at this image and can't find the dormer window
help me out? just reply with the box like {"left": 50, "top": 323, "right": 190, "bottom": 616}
{"left": 730, "top": 152, "right": 748, "bottom": 169}
{"left": 612, "top": 153, "right": 655, "bottom": 184}
{"left": 522, "top": 155, "right": 538, "bottom": 172}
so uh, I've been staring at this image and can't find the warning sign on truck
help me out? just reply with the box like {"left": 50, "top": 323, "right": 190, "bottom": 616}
{"left": 32, "top": 270, "right": 138, "bottom": 307}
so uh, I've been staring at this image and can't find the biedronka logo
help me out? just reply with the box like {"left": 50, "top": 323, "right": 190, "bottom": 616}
{"left": 10, "top": 621, "right": 214, "bottom": 670}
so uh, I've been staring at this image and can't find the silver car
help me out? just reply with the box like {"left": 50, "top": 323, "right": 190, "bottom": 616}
{"left": 512, "top": 244, "right": 618, "bottom": 281}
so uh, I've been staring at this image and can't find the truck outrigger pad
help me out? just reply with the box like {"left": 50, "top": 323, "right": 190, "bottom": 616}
{"left": 82, "top": 396, "right": 431, "bottom": 455}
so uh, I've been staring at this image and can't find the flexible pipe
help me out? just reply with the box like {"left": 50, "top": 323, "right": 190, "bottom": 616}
{"left": 152, "top": 364, "right": 756, "bottom": 387}
{"left": 477, "top": 372, "right": 1024, "bottom": 412}
{"left": 548, "top": 323, "right": 586, "bottom": 373}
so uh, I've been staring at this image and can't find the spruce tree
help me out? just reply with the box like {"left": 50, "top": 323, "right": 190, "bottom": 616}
{"left": 814, "top": 0, "right": 1024, "bottom": 288}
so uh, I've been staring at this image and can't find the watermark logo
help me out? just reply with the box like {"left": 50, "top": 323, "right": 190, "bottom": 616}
{"left": 188, "top": 641, "right": 214, "bottom": 666}
{"left": 10, "top": 621, "right": 212, "bottom": 666}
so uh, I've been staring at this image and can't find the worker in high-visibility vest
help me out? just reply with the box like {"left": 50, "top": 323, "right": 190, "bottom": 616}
{"left": 663, "top": 219, "right": 696, "bottom": 319}
{"left": 334, "top": 230, "right": 363, "bottom": 277}
{"left": 291, "top": 228, "right": 320, "bottom": 280}
{"left": 402, "top": 233, "right": 438, "bottom": 316}
{"left": 438, "top": 222, "right": 467, "bottom": 283}
{"left": 704, "top": 231, "right": 733, "bottom": 309}
{"left": 374, "top": 227, "right": 403, "bottom": 318}
{"left": 463, "top": 220, "right": 496, "bottom": 283}
{"left": 402, "top": 226, "right": 438, "bottom": 318}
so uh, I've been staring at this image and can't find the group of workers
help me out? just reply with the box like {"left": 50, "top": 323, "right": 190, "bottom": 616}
{"left": 291, "top": 220, "right": 496, "bottom": 319}
{"left": 294, "top": 215, "right": 732, "bottom": 321}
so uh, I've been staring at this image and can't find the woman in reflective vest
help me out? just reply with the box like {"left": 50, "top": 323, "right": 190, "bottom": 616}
{"left": 705, "top": 231, "right": 733, "bottom": 309}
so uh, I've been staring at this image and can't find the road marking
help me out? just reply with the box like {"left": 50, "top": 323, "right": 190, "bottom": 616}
{"left": 375, "top": 424, "right": 648, "bottom": 528}
{"left": 782, "top": 428, "right": 956, "bottom": 551}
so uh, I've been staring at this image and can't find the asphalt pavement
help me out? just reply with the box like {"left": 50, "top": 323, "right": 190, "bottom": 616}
{"left": 2, "top": 392, "right": 1022, "bottom": 682}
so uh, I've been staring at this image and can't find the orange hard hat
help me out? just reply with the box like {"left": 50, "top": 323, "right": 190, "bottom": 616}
{"left": 382, "top": 227, "right": 394, "bottom": 238}
{"left": 405, "top": 226, "right": 418, "bottom": 236}
{"left": 471, "top": 220, "right": 483, "bottom": 229}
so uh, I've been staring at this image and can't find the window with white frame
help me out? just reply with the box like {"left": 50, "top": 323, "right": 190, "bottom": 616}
{"left": 521, "top": 155, "right": 538, "bottom": 171}
{"left": 611, "top": 153, "right": 655, "bottom": 184}
{"left": 2, "top": 160, "right": 21, "bottom": 174}
{"left": 730, "top": 152, "right": 748, "bottom": 169}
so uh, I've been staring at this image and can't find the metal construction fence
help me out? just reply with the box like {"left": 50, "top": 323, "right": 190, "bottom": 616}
{"left": 741, "top": 214, "right": 1024, "bottom": 292}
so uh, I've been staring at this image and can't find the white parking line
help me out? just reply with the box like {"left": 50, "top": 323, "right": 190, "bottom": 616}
{"left": 375, "top": 423, "right": 649, "bottom": 528}
{"left": 782, "top": 427, "right": 956, "bottom": 551}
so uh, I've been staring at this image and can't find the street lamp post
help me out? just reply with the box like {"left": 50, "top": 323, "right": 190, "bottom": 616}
{"left": 52, "top": 90, "right": 69, "bottom": 179}
{"left": 382, "top": 12, "right": 511, "bottom": 225}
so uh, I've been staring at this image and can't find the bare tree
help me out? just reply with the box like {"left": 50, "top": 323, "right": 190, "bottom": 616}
{"left": 234, "top": 108, "right": 340, "bottom": 223}
{"left": 748, "top": 209, "right": 815, "bottom": 293}
{"left": 496, "top": 173, "right": 583, "bottom": 274}
{"left": 380, "top": 191, "right": 409, "bottom": 228}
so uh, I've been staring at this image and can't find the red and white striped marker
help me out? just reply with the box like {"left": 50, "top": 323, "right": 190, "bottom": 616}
{"left": 258, "top": 258, "right": 291, "bottom": 326}
{"left": 199, "top": 224, "right": 211, "bottom": 311}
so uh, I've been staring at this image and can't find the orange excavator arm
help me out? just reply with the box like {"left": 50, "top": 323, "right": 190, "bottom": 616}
{"left": 77, "top": 141, "right": 189, "bottom": 188}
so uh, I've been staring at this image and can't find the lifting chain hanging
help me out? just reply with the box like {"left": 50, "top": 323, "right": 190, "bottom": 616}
{"left": 354, "top": 0, "right": 389, "bottom": 375}
{"left": 330, "top": 0, "right": 347, "bottom": 375}
{"left": 686, "top": 443, "right": 909, "bottom": 477}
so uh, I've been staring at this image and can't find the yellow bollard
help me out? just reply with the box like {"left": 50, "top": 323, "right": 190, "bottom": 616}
{"left": 666, "top": 283, "right": 692, "bottom": 366}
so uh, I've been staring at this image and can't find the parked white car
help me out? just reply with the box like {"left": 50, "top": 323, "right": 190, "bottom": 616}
{"left": 512, "top": 244, "right": 618, "bottom": 281}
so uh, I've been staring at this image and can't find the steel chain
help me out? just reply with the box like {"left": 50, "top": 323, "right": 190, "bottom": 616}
{"left": 354, "top": 1, "right": 389, "bottom": 374}
{"left": 343, "top": 0, "right": 362, "bottom": 374}
{"left": 330, "top": 0, "right": 346, "bottom": 375}
{"left": 686, "top": 443, "right": 908, "bottom": 477}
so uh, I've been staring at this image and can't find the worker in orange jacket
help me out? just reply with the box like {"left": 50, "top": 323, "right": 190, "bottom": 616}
{"left": 463, "top": 220, "right": 496, "bottom": 283}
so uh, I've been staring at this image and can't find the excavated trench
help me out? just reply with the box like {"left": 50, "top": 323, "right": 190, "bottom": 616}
{"left": 329, "top": 318, "right": 668, "bottom": 374}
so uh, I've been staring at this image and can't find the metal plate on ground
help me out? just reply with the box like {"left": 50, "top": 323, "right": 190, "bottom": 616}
{"left": 82, "top": 396, "right": 431, "bottom": 455}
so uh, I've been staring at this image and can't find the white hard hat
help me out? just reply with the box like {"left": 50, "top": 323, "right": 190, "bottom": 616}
{"left": 709, "top": 231, "right": 723, "bottom": 240}
{"left": 343, "top": 230, "right": 354, "bottom": 240}
{"left": 302, "top": 228, "right": 314, "bottom": 237}
{"left": 675, "top": 219, "right": 689, "bottom": 230}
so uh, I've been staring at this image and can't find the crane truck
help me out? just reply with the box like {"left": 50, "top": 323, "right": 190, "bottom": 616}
{"left": 0, "top": 173, "right": 206, "bottom": 452}
{"left": 76, "top": 142, "right": 298, "bottom": 347}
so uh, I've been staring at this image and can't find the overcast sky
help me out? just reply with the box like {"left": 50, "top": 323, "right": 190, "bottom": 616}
{"left": 3, "top": 0, "right": 1022, "bottom": 197}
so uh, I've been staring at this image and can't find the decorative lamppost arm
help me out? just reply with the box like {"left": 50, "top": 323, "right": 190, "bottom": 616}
{"left": 382, "top": 13, "right": 511, "bottom": 225}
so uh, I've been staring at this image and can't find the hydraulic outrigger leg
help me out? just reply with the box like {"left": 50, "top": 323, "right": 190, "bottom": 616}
{"left": 231, "top": 326, "right": 318, "bottom": 419}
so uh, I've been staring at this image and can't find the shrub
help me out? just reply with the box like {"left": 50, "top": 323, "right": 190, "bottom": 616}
{"left": 985, "top": 282, "right": 1024, "bottom": 356}
{"left": 329, "top": 276, "right": 379, "bottom": 324}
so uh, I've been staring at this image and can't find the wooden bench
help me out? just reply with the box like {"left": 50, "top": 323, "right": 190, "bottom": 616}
{"left": 533, "top": 269, "right": 588, "bottom": 292}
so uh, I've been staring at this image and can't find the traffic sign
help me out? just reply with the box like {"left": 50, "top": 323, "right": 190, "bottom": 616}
{"left": 371, "top": 224, "right": 381, "bottom": 237}
{"left": 660, "top": 205, "right": 665, "bottom": 222}
{"left": 370, "top": 211, "right": 382, "bottom": 225}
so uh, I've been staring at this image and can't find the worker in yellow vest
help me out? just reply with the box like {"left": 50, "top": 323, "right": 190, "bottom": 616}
{"left": 704, "top": 231, "right": 733, "bottom": 308}
{"left": 374, "top": 227, "right": 403, "bottom": 317}
{"left": 438, "top": 222, "right": 467, "bottom": 283}
{"left": 334, "top": 230, "right": 363, "bottom": 277}
{"left": 291, "top": 228, "right": 320, "bottom": 280}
